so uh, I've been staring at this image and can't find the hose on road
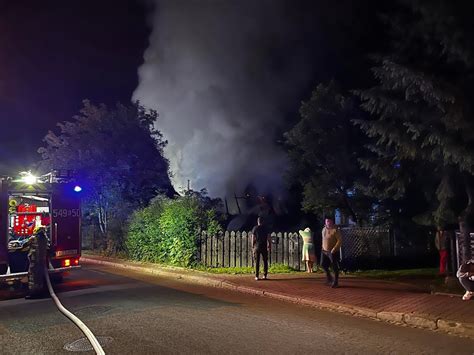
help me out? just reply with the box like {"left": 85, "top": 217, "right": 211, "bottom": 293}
{"left": 44, "top": 267, "right": 105, "bottom": 355}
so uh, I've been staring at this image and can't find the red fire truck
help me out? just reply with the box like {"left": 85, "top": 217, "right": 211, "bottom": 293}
{"left": 0, "top": 171, "right": 82, "bottom": 282}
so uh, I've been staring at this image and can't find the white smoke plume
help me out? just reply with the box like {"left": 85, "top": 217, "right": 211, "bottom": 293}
{"left": 133, "top": 0, "right": 318, "bottom": 200}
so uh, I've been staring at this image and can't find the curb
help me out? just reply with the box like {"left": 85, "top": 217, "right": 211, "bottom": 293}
{"left": 80, "top": 256, "right": 474, "bottom": 338}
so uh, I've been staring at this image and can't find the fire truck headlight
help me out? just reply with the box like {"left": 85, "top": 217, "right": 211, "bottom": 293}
{"left": 73, "top": 185, "right": 82, "bottom": 192}
{"left": 22, "top": 174, "right": 37, "bottom": 185}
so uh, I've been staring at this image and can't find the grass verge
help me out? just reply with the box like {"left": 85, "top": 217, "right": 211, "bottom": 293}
{"left": 194, "top": 263, "right": 299, "bottom": 274}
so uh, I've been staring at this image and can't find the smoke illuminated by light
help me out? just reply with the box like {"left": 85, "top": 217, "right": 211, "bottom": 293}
{"left": 134, "top": 1, "right": 317, "bottom": 199}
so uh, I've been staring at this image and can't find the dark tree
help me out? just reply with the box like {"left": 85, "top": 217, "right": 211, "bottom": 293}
{"left": 284, "top": 81, "right": 372, "bottom": 224}
{"left": 38, "top": 100, "right": 174, "bottom": 252}
{"left": 354, "top": 1, "right": 474, "bottom": 247}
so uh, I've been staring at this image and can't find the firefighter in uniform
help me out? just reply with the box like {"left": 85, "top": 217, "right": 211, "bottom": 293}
{"left": 24, "top": 226, "right": 49, "bottom": 299}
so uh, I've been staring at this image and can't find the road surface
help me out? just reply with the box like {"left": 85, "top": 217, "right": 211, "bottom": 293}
{"left": 0, "top": 264, "right": 473, "bottom": 354}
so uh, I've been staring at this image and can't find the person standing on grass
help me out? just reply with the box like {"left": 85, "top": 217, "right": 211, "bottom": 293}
{"left": 299, "top": 227, "right": 316, "bottom": 273}
{"left": 252, "top": 216, "right": 271, "bottom": 281}
{"left": 321, "top": 216, "right": 342, "bottom": 288}
{"left": 435, "top": 226, "right": 449, "bottom": 275}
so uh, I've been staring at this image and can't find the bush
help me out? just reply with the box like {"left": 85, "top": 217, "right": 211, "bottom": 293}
{"left": 126, "top": 197, "right": 165, "bottom": 262}
{"left": 126, "top": 195, "right": 222, "bottom": 266}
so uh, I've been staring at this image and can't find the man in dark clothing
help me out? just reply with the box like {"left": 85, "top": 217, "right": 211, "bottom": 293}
{"left": 24, "top": 226, "right": 49, "bottom": 299}
{"left": 251, "top": 217, "right": 271, "bottom": 280}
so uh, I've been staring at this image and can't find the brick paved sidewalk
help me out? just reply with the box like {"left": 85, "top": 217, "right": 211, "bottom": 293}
{"left": 81, "top": 255, "right": 474, "bottom": 338}
{"left": 221, "top": 273, "right": 474, "bottom": 330}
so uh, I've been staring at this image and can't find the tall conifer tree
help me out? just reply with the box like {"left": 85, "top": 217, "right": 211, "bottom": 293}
{"left": 355, "top": 1, "right": 474, "bottom": 252}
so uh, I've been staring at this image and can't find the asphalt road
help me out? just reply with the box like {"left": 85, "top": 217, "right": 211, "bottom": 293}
{"left": 0, "top": 264, "right": 473, "bottom": 354}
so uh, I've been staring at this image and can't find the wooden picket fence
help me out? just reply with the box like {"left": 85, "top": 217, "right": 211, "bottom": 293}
{"left": 198, "top": 227, "right": 393, "bottom": 271}
{"left": 198, "top": 231, "right": 304, "bottom": 270}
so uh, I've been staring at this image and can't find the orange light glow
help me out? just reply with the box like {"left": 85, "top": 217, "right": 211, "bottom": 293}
{"left": 64, "top": 259, "right": 71, "bottom": 267}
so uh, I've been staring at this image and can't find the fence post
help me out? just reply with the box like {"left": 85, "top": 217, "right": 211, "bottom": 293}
{"left": 215, "top": 233, "right": 219, "bottom": 267}
{"left": 274, "top": 232, "right": 277, "bottom": 264}
{"left": 234, "top": 231, "right": 237, "bottom": 267}
{"left": 203, "top": 232, "right": 206, "bottom": 266}
{"left": 240, "top": 231, "right": 243, "bottom": 267}
{"left": 210, "top": 233, "right": 214, "bottom": 267}
{"left": 217, "top": 232, "right": 220, "bottom": 267}
{"left": 289, "top": 233, "right": 293, "bottom": 269}
{"left": 243, "top": 231, "right": 246, "bottom": 267}
{"left": 297, "top": 235, "right": 301, "bottom": 271}
{"left": 213, "top": 233, "right": 216, "bottom": 267}
{"left": 282, "top": 233, "right": 286, "bottom": 267}
{"left": 198, "top": 231, "right": 202, "bottom": 264}
{"left": 269, "top": 233, "right": 272, "bottom": 265}
{"left": 227, "top": 231, "right": 231, "bottom": 267}
{"left": 219, "top": 231, "right": 223, "bottom": 267}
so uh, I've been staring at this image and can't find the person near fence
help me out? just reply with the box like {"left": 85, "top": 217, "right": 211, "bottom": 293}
{"left": 299, "top": 227, "right": 316, "bottom": 273}
{"left": 252, "top": 217, "right": 271, "bottom": 281}
{"left": 321, "top": 217, "right": 342, "bottom": 288}
{"left": 457, "top": 259, "right": 474, "bottom": 301}
{"left": 435, "top": 226, "right": 450, "bottom": 275}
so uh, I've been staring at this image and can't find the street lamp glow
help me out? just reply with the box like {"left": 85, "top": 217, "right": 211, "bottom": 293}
{"left": 74, "top": 185, "right": 82, "bottom": 192}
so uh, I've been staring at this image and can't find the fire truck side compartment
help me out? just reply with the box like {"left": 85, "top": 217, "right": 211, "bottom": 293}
{"left": 0, "top": 179, "right": 81, "bottom": 277}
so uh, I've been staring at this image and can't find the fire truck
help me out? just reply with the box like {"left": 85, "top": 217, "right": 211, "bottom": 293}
{"left": 0, "top": 171, "right": 82, "bottom": 283}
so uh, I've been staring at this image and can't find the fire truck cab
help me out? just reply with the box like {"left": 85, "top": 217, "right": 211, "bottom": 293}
{"left": 0, "top": 171, "right": 82, "bottom": 282}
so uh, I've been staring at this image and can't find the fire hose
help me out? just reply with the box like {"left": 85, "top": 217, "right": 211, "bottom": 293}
{"left": 44, "top": 266, "right": 105, "bottom": 355}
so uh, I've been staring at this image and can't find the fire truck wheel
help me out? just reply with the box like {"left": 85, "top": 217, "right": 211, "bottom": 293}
{"left": 0, "top": 264, "right": 7, "bottom": 275}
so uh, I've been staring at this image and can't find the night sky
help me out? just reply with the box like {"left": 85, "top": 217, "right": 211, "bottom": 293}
{"left": 0, "top": 0, "right": 151, "bottom": 175}
{"left": 0, "top": 0, "right": 387, "bottom": 186}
